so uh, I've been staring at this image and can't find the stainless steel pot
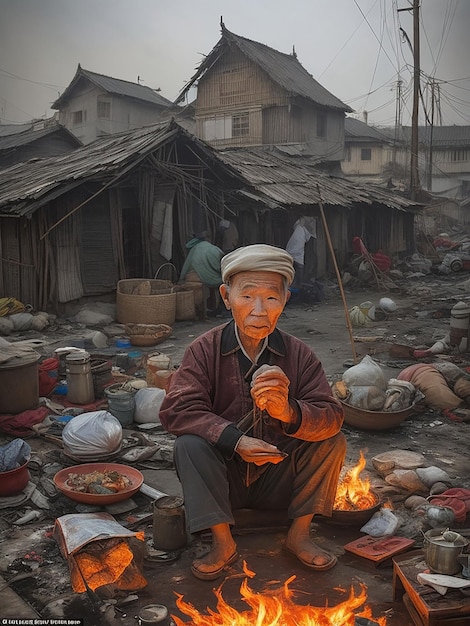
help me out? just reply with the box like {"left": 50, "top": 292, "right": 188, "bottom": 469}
{"left": 423, "top": 528, "right": 468, "bottom": 575}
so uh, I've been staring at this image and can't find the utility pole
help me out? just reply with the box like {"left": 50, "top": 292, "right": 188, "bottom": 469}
{"left": 393, "top": 78, "right": 402, "bottom": 167}
{"left": 410, "top": 0, "right": 420, "bottom": 200}
{"left": 398, "top": 0, "right": 421, "bottom": 200}
{"left": 427, "top": 80, "right": 435, "bottom": 191}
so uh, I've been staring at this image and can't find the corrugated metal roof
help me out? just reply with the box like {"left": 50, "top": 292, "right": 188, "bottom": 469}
{"left": 0, "top": 122, "right": 33, "bottom": 137}
{"left": 0, "top": 123, "right": 81, "bottom": 151}
{"left": 52, "top": 65, "right": 173, "bottom": 109}
{"left": 217, "top": 146, "right": 418, "bottom": 211}
{"left": 175, "top": 27, "right": 352, "bottom": 113}
{"left": 379, "top": 125, "right": 470, "bottom": 147}
{"left": 345, "top": 118, "right": 391, "bottom": 142}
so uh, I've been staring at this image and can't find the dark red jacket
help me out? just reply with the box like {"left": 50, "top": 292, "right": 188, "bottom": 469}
{"left": 159, "top": 321, "right": 344, "bottom": 457}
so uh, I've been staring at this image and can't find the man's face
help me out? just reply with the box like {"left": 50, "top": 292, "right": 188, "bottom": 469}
{"left": 220, "top": 271, "right": 290, "bottom": 341}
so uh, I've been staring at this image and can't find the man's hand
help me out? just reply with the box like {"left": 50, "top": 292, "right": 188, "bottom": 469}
{"left": 235, "top": 435, "right": 287, "bottom": 466}
{"left": 250, "top": 365, "right": 294, "bottom": 423}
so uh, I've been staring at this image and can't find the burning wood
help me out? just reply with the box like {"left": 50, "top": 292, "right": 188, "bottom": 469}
{"left": 172, "top": 562, "right": 387, "bottom": 625}
{"left": 334, "top": 451, "right": 379, "bottom": 511}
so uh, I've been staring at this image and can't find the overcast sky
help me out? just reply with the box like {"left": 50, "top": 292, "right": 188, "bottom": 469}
{"left": 1, "top": 0, "right": 469, "bottom": 127}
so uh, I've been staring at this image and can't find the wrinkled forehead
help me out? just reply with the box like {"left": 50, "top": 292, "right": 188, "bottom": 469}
{"left": 230, "top": 270, "right": 287, "bottom": 292}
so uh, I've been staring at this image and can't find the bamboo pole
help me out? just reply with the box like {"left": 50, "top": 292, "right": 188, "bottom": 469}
{"left": 316, "top": 184, "right": 358, "bottom": 363}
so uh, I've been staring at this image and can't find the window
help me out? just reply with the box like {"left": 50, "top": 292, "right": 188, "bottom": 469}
{"left": 451, "top": 149, "right": 469, "bottom": 162}
{"left": 72, "top": 110, "right": 84, "bottom": 126}
{"left": 316, "top": 112, "right": 327, "bottom": 138}
{"left": 344, "top": 146, "right": 351, "bottom": 161}
{"left": 97, "top": 100, "right": 111, "bottom": 119}
{"left": 203, "top": 117, "right": 232, "bottom": 141}
{"left": 232, "top": 113, "right": 249, "bottom": 137}
{"left": 361, "top": 148, "right": 372, "bottom": 161}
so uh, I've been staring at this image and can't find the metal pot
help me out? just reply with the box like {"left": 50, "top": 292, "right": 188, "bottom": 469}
{"left": 423, "top": 528, "right": 468, "bottom": 575}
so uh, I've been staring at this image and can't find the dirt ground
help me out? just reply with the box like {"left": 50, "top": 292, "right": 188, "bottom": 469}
{"left": 1, "top": 270, "right": 470, "bottom": 625}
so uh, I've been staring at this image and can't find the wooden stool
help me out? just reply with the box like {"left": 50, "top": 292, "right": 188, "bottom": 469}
{"left": 393, "top": 550, "right": 470, "bottom": 626}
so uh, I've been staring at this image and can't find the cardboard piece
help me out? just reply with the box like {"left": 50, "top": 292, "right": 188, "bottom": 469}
{"left": 344, "top": 535, "right": 415, "bottom": 566}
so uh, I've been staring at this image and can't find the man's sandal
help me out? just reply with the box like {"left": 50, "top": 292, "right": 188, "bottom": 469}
{"left": 191, "top": 551, "right": 239, "bottom": 581}
{"left": 283, "top": 544, "right": 337, "bottom": 571}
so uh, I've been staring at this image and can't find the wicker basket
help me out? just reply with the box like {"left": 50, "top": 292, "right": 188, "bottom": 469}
{"left": 124, "top": 323, "right": 172, "bottom": 347}
{"left": 175, "top": 288, "right": 196, "bottom": 321}
{"left": 181, "top": 281, "right": 204, "bottom": 307}
{"left": 117, "top": 279, "right": 176, "bottom": 325}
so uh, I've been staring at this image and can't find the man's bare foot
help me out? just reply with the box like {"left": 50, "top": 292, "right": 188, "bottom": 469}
{"left": 191, "top": 541, "right": 238, "bottom": 580}
{"left": 284, "top": 535, "right": 336, "bottom": 570}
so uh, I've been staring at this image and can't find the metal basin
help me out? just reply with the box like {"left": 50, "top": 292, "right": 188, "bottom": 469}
{"left": 423, "top": 528, "right": 469, "bottom": 575}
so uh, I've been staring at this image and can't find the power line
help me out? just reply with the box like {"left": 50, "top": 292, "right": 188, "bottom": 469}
{"left": 353, "top": 0, "right": 399, "bottom": 72}
{"left": 317, "top": 0, "right": 380, "bottom": 79}
{"left": 0, "top": 67, "right": 64, "bottom": 92}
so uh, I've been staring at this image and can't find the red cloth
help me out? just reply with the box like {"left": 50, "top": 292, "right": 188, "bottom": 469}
{"left": 0, "top": 406, "right": 50, "bottom": 436}
{"left": 371, "top": 251, "right": 391, "bottom": 273}
{"left": 352, "top": 237, "right": 368, "bottom": 256}
{"left": 38, "top": 357, "right": 59, "bottom": 397}
{"left": 429, "top": 488, "right": 470, "bottom": 523}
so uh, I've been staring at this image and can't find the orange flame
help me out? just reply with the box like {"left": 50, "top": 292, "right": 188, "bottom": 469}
{"left": 172, "top": 567, "right": 386, "bottom": 625}
{"left": 334, "top": 451, "right": 378, "bottom": 511}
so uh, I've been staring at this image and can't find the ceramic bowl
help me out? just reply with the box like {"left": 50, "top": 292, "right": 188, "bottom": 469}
{"left": 53, "top": 462, "right": 143, "bottom": 505}
{"left": 0, "top": 461, "right": 30, "bottom": 496}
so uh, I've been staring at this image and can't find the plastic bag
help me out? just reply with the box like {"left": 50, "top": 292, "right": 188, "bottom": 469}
{"left": 383, "top": 379, "right": 416, "bottom": 412}
{"left": 0, "top": 438, "right": 31, "bottom": 471}
{"left": 342, "top": 355, "right": 386, "bottom": 390}
{"left": 134, "top": 388, "right": 166, "bottom": 424}
{"left": 360, "top": 508, "right": 399, "bottom": 537}
{"left": 62, "top": 411, "right": 122, "bottom": 459}
{"left": 347, "top": 385, "right": 386, "bottom": 410}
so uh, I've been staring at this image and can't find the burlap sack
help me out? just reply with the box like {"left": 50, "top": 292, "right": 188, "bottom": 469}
{"left": 398, "top": 364, "right": 462, "bottom": 410}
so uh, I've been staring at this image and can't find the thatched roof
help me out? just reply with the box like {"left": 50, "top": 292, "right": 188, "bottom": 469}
{"left": 175, "top": 26, "right": 352, "bottom": 113}
{"left": 0, "top": 120, "right": 231, "bottom": 217}
{"left": 217, "top": 146, "right": 419, "bottom": 211}
{"left": 0, "top": 120, "right": 420, "bottom": 219}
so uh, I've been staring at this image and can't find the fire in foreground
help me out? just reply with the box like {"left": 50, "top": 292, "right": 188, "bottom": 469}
{"left": 334, "top": 451, "right": 378, "bottom": 511}
{"left": 172, "top": 564, "right": 386, "bottom": 625}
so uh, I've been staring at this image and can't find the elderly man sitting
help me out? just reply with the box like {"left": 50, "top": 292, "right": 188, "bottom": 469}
{"left": 159, "top": 244, "right": 346, "bottom": 580}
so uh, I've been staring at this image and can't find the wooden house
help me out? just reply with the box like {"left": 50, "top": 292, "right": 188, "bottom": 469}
{"left": 0, "top": 119, "right": 81, "bottom": 169}
{"left": 342, "top": 117, "right": 396, "bottom": 183}
{"left": 52, "top": 65, "right": 173, "bottom": 144}
{"left": 346, "top": 122, "right": 470, "bottom": 200}
{"left": 0, "top": 120, "right": 421, "bottom": 310}
{"left": 175, "top": 25, "right": 352, "bottom": 162}
{"left": 0, "top": 121, "right": 240, "bottom": 310}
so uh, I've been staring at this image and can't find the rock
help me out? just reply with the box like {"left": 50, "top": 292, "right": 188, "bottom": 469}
{"left": 385, "top": 469, "right": 428, "bottom": 492}
{"left": 371, "top": 450, "right": 426, "bottom": 475}
{"left": 404, "top": 495, "right": 428, "bottom": 510}
{"left": 429, "top": 481, "right": 452, "bottom": 496}
{"left": 416, "top": 466, "right": 452, "bottom": 487}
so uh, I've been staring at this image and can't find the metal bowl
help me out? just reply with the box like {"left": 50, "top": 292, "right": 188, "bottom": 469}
{"left": 339, "top": 399, "right": 418, "bottom": 431}
{"left": 53, "top": 462, "right": 143, "bottom": 505}
{"left": 318, "top": 495, "right": 381, "bottom": 526}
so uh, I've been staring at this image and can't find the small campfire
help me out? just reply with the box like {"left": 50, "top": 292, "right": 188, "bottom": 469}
{"left": 334, "top": 451, "right": 379, "bottom": 511}
{"left": 172, "top": 562, "right": 386, "bottom": 625}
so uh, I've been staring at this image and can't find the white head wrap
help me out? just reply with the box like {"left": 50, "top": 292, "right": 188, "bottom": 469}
{"left": 221, "top": 244, "right": 295, "bottom": 285}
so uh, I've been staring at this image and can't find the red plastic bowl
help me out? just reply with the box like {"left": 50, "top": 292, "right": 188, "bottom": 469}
{"left": 0, "top": 461, "right": 30, "bottom": 496}
{"left": 53, "top": 463, "right": 144, "bottom": 505}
